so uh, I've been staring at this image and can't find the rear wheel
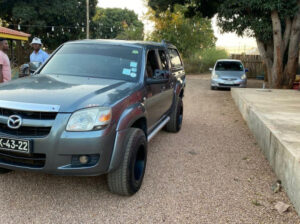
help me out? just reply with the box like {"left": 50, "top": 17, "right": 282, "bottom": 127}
{"left": 165, "top": 96, "right": 183, "bottom": 133}
{"left": 107, "top": 128, "right": 147, "bottom": 196}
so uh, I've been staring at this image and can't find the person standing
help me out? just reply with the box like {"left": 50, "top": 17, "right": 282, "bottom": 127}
{"left": 0, "top": 38, "right": 11, "bottom": 83}
{"left": 30, "top": 37, "right": 49, "bottom": 63}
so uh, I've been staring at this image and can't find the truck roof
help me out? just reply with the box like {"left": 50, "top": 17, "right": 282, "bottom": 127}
{"left": 65, "top": 39, "right": 177, "bottom": 49}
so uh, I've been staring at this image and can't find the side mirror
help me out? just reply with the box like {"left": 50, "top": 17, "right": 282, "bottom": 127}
{"left": 29, "top": 62, "right": 42, "bottom": 72}
{"left": 146, "top": 69, "right": 170, "bottom": 85}
{"left": 154, "top": 69, "right": 170, "bottom": 79}
{"left": 19, "top": 64, "right": 30, "bottom": 78}
{"left": 245, "top": 68, "right": 249, "bottom": 73}
{"left": 209, "top": 68, "right": 213, "bottom": 71}
{"left": 146, "top": 78, "right": 169, "bottom": 85}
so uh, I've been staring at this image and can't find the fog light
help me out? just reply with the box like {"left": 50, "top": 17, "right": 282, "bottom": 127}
{"left": 79, "top": 155, "right": 89, "bottom": 164}
{"left": 71, "top": 154, "right": 100, "bottom": 167}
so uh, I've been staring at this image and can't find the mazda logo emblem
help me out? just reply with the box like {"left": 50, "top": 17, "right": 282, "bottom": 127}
{"left": 7, "top": 115, "right": 23, "bottom": 129}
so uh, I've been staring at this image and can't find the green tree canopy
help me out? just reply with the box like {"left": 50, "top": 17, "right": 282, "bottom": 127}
{"left": 148, "top": 0, "right": 300, "bottom": 88}
{"left": 0, "top": 0, "right": 98, "bottom": 50}
{"left": 149, "top": 0, "right": 220, "bottom": 19}
{"left": 92, "top": 8, "right": 144, "bottom": 40}
{"left": 146, "top": 6, "right": 216, "bottom": 57}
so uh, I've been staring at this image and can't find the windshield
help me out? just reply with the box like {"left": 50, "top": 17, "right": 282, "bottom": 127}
{"left": 215, "top": 61, "right": 244, "bottom": 71}
{"left": 39, "top": 43, "right": 142, "bottom": 81}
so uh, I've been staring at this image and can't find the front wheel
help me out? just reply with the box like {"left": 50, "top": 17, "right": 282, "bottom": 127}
{"left": 107, "top": 128, "right": 147, "bottom": 196}
{"left": 0, "top": 167, "right": 12, "bottom": 174}
{"left": 165, "top": 96, "right": 183, "bottom": 133}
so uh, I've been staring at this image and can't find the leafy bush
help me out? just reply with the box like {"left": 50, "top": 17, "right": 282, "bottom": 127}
{"left": 116, "top": 25, "right": 144, "bottom": 40}
{"left": 183, "top": 48, "right": 229, "bottom": 74}
{"left": 11, "top": 67, "right": 19, "bottom": 80}
{"left": 183, "top": 53, "right": 202, "bottom": 74}
{"left": 146, "top": 6, "right": 216, "bottom": 58}
{"left": 199, "top": 48, "right": 228, "bottom": 72}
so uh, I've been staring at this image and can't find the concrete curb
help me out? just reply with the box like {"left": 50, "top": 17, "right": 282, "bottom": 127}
{"left": 231, "top": 88, "right": 300, "bottom": 216}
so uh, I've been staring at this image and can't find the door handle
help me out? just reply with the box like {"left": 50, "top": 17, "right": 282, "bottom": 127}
{"left": 140, "top": 97, "right": 146, "bottom": 108}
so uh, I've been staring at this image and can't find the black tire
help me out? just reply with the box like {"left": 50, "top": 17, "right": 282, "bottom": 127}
{"left": 0, "top": 167, "right": 12, "bottom": 174}
{"left": 165, "top": 96, "right": 183, "bottom": 133}
{"left": 107, "top": 128, "right": 147, "bottom": 196}
{"left": 211, "top": 86, "right": 216, "bottom": 90}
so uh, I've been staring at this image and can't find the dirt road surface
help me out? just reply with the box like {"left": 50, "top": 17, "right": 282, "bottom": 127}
{"left": 0, "top": 75, "right": 298, "bottom": 223}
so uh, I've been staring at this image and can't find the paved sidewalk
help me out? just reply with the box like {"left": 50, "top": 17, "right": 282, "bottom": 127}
{"left": 0, "top": 75, "right": 298, "bottom": 223}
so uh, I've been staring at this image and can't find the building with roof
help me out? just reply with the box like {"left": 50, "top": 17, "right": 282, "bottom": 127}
{"left": 0, "top": 26, "right": 31, "bottom": 41}
{"left": 0, "top": 27, "right": 31, "bottom": 67}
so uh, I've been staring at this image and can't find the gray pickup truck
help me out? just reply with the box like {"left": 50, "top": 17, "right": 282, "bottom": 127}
{"left": 0, "top": 40, "right": 185, "bottom": 195}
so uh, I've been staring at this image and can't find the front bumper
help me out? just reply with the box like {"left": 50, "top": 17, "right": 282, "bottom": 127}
{"left": 0, "top": 113, "right": 117, "bottom": 176}
{"left": 211, "top": 78, "right": 247, "bottom": 88}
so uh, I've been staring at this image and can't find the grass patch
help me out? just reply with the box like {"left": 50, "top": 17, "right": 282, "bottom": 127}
{"left": 252, "top": 200, "right": 262, "bottom": 206}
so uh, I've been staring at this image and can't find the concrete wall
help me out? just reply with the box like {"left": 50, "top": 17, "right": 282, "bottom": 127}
{"left": 231, "top": 88, "right": 300, "bottom": 215}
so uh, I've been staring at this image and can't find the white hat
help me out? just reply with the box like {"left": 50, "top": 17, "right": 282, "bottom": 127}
{"left": 31, "top": 37, "right": 42, "bottom": 45}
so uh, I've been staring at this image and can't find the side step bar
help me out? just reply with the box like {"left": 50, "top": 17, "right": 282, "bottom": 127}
{"left": 147, "top": 116, "right": 170, "bottom": 142}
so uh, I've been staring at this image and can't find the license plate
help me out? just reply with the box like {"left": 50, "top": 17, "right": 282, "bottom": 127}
{"left": 0, "top": 137, "right": 30, "bottom": 153}
{"left": 224, "top": 81, "right": 234, "bottom": 85}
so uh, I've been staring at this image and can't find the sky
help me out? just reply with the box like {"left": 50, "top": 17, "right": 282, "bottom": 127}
{"left": 211, "top": 16, "right": 257, "bottom": 52}
{"left": 98, "top": 0, "right": 257, "bottom": 52}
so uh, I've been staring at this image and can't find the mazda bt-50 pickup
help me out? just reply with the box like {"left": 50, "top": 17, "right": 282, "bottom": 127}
{"left": 0, "top": 40, "right": 185, "bottom": 195}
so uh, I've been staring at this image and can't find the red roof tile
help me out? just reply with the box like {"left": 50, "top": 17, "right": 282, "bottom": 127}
{"left": 0, "top": 27, "right": 31, "bottom": 37}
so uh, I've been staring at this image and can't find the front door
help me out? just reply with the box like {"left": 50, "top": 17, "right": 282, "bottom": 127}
{"left": 144, "top": 49, "right": 166, "bottom": 130}
{"left": 156, "top": 49, "right": 173, "bottom": 116}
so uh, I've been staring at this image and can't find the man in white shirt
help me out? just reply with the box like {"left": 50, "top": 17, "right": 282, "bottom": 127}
{"left": 30, "top": 37, "right": 49, "bottom": 63}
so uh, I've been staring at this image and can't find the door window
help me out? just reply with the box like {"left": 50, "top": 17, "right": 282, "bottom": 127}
{"left": 146, "top": 50, "right": 159, "bottom": 78}
{"left": 158, "top": 50, "right": 168, "bottom": 70}
{"left": 168, "top": 49, "right": 182, "bottom": 68}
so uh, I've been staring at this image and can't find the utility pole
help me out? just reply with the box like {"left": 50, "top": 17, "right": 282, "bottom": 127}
{"left": 86, "top": 0, "right": 90, "bottom": 39}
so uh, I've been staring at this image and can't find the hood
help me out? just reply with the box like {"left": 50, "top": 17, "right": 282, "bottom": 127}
{"left": 0, "top": 75, "right": 138, "bottom": 112}
{"left": 215, "top": 70, "right": 245, "bottom": 79}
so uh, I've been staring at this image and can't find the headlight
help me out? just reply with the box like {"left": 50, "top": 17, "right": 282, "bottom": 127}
{"left": 241, "top": 74, "right": 247, "bottom": 80}
{"left": 66, "top": 107, "right": 112, "bottom": 132}
{"left": 212, "top": 73, "right": 218, "bottom": 79}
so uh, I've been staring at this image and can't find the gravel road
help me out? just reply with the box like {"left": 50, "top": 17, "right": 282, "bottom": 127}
{"left": 0, "top": 75, "right": 299, "bottom": 223}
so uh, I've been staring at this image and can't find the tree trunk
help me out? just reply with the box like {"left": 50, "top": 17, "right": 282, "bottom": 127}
{"left": 257, "top": 2, "right": 300, "bottom": 89}
{"left": 282, "top": 1, "right": 300, "bottom": 88}
{"left": 256, "top": 39, "right": 273, "bottom": 86}
{"left": 271, "top": 11, "right": 284, "bottom": 88}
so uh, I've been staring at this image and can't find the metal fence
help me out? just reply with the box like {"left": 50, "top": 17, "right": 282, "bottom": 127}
{"left": 8, "top": 40, "right": 31, "bottom": 68}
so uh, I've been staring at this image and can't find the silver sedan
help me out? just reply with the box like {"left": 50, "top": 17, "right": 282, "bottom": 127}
{"left": 210, "top": 59, "right": 248, "bottom": 90}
